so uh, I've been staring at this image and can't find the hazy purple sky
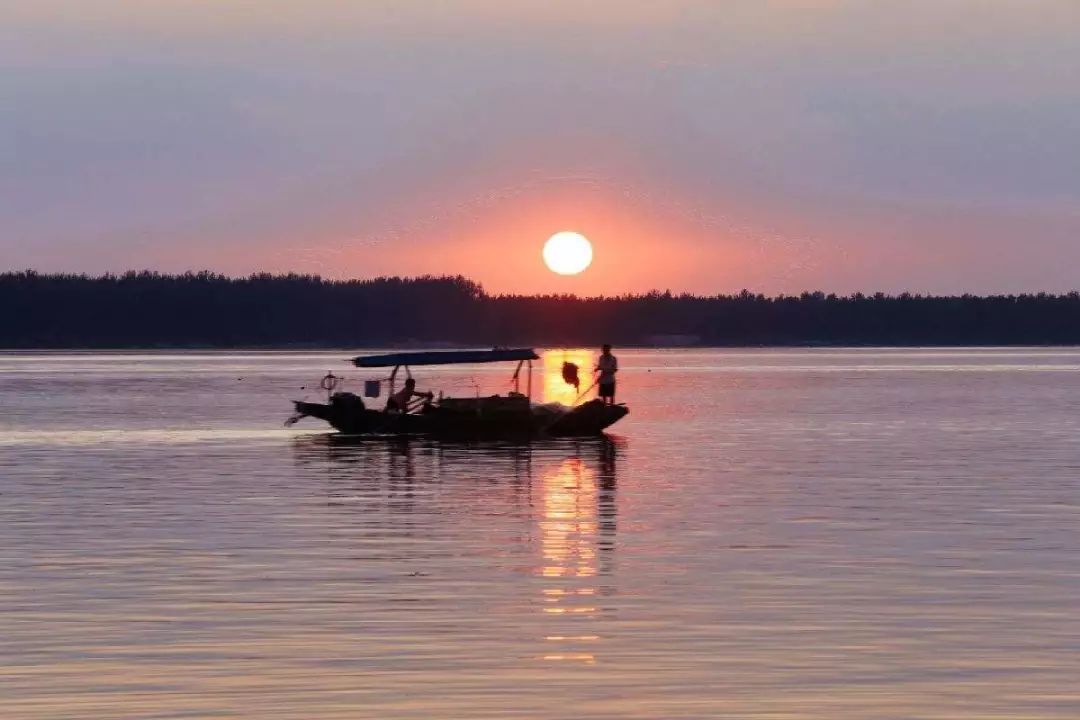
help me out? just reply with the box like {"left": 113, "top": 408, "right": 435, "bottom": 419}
{"left": 3, "top": 1, "right": 1078, "bottom": 294}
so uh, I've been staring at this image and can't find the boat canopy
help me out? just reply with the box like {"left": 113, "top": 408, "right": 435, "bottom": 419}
{"left": 352, "top": 348, "right": 539, "bottom": 368}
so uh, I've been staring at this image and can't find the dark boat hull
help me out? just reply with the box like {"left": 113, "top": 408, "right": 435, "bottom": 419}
{"left": 291, "top": 397, "right": 627, "bottom": 437}
{"left": 546, "top": 400, "right": 629, "bottom": 436}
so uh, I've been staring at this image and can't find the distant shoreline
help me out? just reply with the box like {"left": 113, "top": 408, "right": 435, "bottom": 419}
{"left": 6, "top": 271, "right": 1080, "bottom": 348}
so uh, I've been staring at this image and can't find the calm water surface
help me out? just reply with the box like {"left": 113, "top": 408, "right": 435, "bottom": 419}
{"left": 2, "top": 349, "right": 1078, "bottom": 719}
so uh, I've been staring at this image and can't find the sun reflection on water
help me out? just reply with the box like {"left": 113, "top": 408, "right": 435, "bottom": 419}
{"left": 537, "top": 443, "right": 618, "bottom": 663}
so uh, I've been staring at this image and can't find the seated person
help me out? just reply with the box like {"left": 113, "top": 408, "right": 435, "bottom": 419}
{"left": 385, "top": 378, "right": 432, "bottom": 413}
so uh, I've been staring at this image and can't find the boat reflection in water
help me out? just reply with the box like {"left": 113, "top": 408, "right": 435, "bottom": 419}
{"left": 291, "top": 433, "right": 620, "bottom": 666}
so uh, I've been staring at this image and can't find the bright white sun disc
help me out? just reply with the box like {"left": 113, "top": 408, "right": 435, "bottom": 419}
{"left": 543, "top": 231, "right": 593, "bottom": 275}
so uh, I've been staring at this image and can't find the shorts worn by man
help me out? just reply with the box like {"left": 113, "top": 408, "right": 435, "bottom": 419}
{"left": 596, "top": 344, "right": 618, "bottom": 405}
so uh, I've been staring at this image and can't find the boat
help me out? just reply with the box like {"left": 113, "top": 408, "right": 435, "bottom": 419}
{"left": 287, "top": 348, "right": 628, "bottom": 437}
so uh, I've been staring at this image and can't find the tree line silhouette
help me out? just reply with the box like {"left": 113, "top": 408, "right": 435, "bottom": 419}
{"left": 4, "top": 270, "right": 1080, "bottom": 347}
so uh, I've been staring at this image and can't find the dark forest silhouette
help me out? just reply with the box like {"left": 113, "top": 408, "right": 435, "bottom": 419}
{"left": 4, "top": 270, "right": 1080, "bottom": 347}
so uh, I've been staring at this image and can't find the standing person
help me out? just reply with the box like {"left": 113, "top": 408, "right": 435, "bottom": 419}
{"left": 595, "top": 344, "right": 618, "bottom": 405}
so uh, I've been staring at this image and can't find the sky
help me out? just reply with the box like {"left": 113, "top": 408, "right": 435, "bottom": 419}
{"left": 2, "top": 1, "right": 1079, "bottom": 295}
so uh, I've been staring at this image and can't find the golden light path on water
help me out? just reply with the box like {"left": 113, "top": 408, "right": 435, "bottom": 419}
{"left": 540, "top": 457, "right": 600, "bottom": 664}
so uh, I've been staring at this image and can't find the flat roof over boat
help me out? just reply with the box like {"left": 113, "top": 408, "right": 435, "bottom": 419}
{"left": 352, "top": 348, "right": 539, "bottom": 367}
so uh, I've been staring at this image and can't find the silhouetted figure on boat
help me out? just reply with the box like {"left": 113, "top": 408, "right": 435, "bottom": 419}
{"left": 386, "top": 378, "right": 432, "bottom": 413}
{"left": 596, "top": 344, "right": 618, "bottom": 405}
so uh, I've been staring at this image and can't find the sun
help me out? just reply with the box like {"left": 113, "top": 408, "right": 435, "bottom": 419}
{"left": 543, "top": 231, "right": 593, "bottom": 275}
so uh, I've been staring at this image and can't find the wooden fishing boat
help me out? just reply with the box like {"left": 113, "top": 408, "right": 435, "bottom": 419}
{"left": 287, "top": 348, "right": 628, "bottom": 437}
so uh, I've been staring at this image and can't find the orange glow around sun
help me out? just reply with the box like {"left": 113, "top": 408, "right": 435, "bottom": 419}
{"left": 296, "top": 180, "right": 810, "bottom": 296}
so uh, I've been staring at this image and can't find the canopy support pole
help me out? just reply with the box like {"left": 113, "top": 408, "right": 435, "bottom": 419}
{"left": 512, "top": 360, "right": 524, "bottom": 394}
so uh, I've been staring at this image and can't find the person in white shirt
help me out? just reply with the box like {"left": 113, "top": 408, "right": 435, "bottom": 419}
{"left": 595, "top": 344, "right": 618, "bottom": 405}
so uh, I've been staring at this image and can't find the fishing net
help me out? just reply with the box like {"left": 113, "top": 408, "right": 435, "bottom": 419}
{"left": 561, "top": 361, "right": 580, "bottom": 390}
